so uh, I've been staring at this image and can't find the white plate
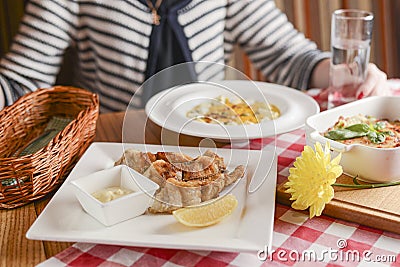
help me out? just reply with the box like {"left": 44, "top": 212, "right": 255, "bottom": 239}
{"left": 27, "top": 142, "right": 277, "bottom": 253}
{"left": 145, "top": 80, "right": 319, "bottom": 141}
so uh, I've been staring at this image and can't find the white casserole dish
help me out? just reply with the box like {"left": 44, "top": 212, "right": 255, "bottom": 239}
{"left": 305, "top": 96, "right": 400, "bottom": 183}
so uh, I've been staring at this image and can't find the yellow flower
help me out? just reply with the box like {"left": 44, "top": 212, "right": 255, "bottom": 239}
{"left": 284, "top": 142, "right": 342, "bottom": 218}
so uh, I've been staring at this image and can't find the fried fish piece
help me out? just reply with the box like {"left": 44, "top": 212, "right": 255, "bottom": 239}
{"left": 155, "top": 152, "right": 193, "bottom": 163}
{"left": 115, "top": 149, "right": 245, "bottom": 213}
{"left": 114, "top": 149, "right": 192, "bottom": 173}
{"left": 145, "top": 160, "right": 245, "bottom": 213}
{"left": 114, "top": 149, "right": 154, "bottom": 173}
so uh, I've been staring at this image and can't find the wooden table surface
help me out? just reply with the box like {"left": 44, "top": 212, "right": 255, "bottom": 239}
{"left": 0, "top": 111, "right": 146, "bottom": 267}
{"left": 0, "top": 111, "right": 124, "bottom": 267}
{"left": 0, "top": 110, "right": 227, "bottom": 267}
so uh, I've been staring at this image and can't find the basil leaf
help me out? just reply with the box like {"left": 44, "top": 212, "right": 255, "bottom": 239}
{"left": 374, "top": 121, "right": 387, "bottom": 131}
{"left": 324, "top": 122, "right": 391, "bottom": 143}
{"left": 345, "top": 123, "right": 370, "bottom": 133}
{"left": 383, "top": 130, "right": 395, "bottom": 137}
{"left": 325, "top": 129, "right": 368, "bottom": 140}
{"left": 368, "top": 131, "right": 386, "bottom": 144}
{"left": 377, "top": 133, "right": 386, "bottom": 143}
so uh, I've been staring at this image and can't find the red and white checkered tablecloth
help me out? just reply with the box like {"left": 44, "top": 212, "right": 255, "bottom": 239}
{"left": 38, "top": 80, "right": 400, "bottom": 267}
{"left": 38, "top": 128, "right": 400, "bottom": 267}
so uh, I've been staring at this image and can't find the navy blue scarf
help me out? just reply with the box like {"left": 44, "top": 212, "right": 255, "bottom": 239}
{"left": 140, "top": 0, "right": 197, "bottom": 105}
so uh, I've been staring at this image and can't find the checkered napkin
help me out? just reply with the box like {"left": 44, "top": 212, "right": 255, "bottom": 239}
{"left": 38, "top": 129, "right": 400, "bottom": 267}
{"left": 18, "top": 116, "right": 72, "bottom": 156}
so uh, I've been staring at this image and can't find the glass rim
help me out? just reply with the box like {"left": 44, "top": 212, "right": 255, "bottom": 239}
{"left": 333, "top": 9, "right": 373, "bottom": 20}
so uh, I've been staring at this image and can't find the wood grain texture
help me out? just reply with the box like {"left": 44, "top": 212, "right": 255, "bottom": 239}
{"left": 277, "top": 173, "right": 400, "bottom": 234}
{"left": 0, "top": 111, "right": 149, "bottom": 266}
{"left": 0, "top": 204, "right": 46, "bottom": 267}
{"left": 95, "top": 111, "right": 126, "bottom": 143}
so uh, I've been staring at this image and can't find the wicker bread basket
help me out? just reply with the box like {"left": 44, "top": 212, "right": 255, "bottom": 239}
{"left": 0, "top": 86, "right": 99, "bottom": 209}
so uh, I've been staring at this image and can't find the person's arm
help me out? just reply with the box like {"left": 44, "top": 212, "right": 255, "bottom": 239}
{"left": 225, "top": 0, "right": 330, "bottom": 90}
{"left": 309, "top": 58, "right": 330, "bottom": 89}
{"left": 226, "top": 0, "right": 389, "bottom": 97}
{"left": 0, "top": 0, "right": 78, "bottom": 109}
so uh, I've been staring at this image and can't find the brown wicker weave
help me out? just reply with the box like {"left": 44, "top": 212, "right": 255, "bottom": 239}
{"left": 0, "top": 86, "right": 99, "bottom": 209}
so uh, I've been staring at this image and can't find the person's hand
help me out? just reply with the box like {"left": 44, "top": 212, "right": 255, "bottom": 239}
{"left": 318, "top": 63, "right": 390, "bottom": 100}
{"left": 355, "top": 63, "right": 390, "bottom": 98}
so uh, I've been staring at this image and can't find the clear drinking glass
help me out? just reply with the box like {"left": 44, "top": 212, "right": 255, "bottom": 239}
{"left": 328, "top": 9, "right": 374, "bottom": 109}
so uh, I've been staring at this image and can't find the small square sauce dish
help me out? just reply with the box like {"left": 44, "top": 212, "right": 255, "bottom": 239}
{"left": 70, "top": 165, "right": 159, "bottom": 226}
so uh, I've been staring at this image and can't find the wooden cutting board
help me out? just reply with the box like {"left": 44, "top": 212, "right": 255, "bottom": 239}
{"left": 276, "top": 174, "right": 400, "bottom": 235}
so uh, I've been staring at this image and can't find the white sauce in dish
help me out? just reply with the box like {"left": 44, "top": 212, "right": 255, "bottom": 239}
{"left": 92, "top": 186, "right": 133, "bottom": 203}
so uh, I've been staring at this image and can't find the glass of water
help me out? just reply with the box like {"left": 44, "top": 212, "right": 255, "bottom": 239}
{"left": 328, "top": 9, "right": 374, "bottom": 109}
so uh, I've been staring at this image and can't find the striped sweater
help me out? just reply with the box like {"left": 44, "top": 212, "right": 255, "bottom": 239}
{"left": 0, "top": 0, "right": 330, "bottom": 113}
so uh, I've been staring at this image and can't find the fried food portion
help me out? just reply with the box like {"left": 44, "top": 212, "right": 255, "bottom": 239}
{"left": 114, "top": 149, "right": 154, "bottom": 173}
{"left": 114, "top": 149, "right": 245, "bottom": 213}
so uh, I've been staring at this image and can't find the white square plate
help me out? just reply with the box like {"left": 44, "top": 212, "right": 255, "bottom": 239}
{"left": 27, "top": 142, "right": 277, "bottom": 253}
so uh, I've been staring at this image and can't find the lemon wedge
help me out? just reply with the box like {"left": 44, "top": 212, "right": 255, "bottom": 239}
{"left": 172, "top": 194, "right": 238, "bottom": 227}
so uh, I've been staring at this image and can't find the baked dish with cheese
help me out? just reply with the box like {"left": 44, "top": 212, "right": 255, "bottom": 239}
{"left": 323, "top": 114, "right": 400, "bottom": 148}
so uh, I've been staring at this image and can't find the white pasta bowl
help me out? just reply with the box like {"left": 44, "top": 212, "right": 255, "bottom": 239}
{"left": 70, "top": 165, "right": 159, "bottom": 226}
{"left": 305, "top": 96, "right": 400, "bottom": 183}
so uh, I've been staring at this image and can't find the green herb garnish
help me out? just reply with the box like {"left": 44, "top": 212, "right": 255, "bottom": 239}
{"left": 373, "top": 121, "right": 386, "bottom": 131}
{"left": 324, "top": 128, "right": 368, "bottom": 140}
{"left": 325, "top": 122, "right": 392, "bottom": 144}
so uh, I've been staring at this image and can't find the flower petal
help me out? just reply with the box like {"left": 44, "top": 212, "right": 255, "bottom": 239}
{"left": 284, "top": 142, "right": 342, "bottom": 218}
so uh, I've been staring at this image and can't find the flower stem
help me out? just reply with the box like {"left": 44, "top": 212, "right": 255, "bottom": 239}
{"left": 333, "top": 181, "right": 400, "bottom": 189}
